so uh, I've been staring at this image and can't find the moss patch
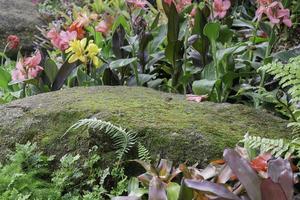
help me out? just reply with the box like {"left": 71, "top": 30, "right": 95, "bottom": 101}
{"left": 0, "top": 86, "right": 291, "bottom": 165}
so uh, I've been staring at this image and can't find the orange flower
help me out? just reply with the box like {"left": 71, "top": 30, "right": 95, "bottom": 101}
{"left": 68, "top": 22, "right": 86, "bottom": 39}
{"left": 250, "top": 153, "right": 272, "bottom": 172}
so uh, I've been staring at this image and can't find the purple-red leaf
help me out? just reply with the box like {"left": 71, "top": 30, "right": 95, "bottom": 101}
{"left": 268, "top": 158, "right": 293, "bottom": 200}
{"left": 183, "top": 179, "right": 240, "bottom": 200}
{"left": 149, "top": 176, "right": 167, "bottom": 200}
{"left": 261, "top": 178, "right": 287, "bottom": 200}
{"left": 223, "top": 149, "right": 262, "bottom": 200}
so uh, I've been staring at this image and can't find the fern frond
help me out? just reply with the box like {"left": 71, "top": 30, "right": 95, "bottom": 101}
{"left": 259, "top": 57, "right": 300, "bottom": 107}
{"left": 66, "top": 119, "right": 137, "bottom": 162}
{"left": 137, "top": 142, "right": 151, "bottom": 163}
{"left": 242, "top": 134, "right": 299, "bottom": 159}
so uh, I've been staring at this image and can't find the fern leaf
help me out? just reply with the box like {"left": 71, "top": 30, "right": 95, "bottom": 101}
{"left": 137, "top": 142, "right": 151, "bottom": 162}
{"left": 65, "top": 119, "right": 137, "bottom": 162}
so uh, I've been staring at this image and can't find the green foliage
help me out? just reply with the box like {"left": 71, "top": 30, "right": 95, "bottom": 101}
{"left": 259, "top": 56, "right": 300, "bottom": 129}
{"left": 0, "top": 142, "right": 130, "bottom": 199}
{"left": 137, "top": 142, "right": 151, "bottom": 163}
{"left": 66, "top": 119, "right": 137, "bottom": 163}
{"left": 242, "top": 134, "right": 300, "bottom": 160}
{"left": 0, "top": 143, "right": 60, "bottom": 199}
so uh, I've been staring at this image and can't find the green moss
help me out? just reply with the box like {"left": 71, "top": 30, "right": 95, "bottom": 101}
{"left": 0, "top": 86, "right": 291, "bottom": 165}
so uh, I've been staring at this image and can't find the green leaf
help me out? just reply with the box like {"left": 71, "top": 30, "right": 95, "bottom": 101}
{"left": 192, "top": 79, "right": 216, "bottom": 95}
{"left": 273, "top": 45, "right": 300, "bottom": 62}
{"left": 0, "top": 68, "right": 11, "bottom": 89}
{"left": 44, "top": 59, "right": 58, "bottom": 84}
{"left": 166, "top": 182, "right": 180, "bottom": 200}
{"left": 203, "top": 22, "right": 221, "bottom": 42}
{"left": 109, "top": 58, "right": 137, "bottom": 69}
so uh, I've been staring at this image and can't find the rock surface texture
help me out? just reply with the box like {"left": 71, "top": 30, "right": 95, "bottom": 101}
{"left": 0, "top": 86, "right": 290, "bottom": 165}
{"left": 0, "top": 0, "right": 42, "bottom": 50}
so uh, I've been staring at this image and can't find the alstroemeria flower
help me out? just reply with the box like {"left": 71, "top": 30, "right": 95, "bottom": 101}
{"left": 47, "top": 28, "right": 77, "bottom": 51}
{"left": 255, "top": 0, "right": 292, "bottom": 27}
{"left": 7, "top": 35, "right": 20, "bottom": 49}
{"left": 213, "top": 0, "right": 231, "bottom": 19}
{"left": 12, "top": 51, "right": 43, "bottom": 82}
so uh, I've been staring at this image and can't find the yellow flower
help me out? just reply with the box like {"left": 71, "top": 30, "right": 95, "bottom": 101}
{"left": 66, "top": 38, "right": 100, "bottom": 67}
{"left": 66, "top": 38, "right": 87, "bottom": 64}
{"left": 86, "top": 42, "right": 100, "bottom": 67}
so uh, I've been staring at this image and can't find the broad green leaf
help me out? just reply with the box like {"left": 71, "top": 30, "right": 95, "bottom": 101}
{"left": 109, "top": 58, "right": 137, "bottom": 69}
{"left": 203, "top": 22, "right": 221, "bottom": 42}
{"left": 166, "top": 182, "right": 180, "bottom": 200}
{"left": 193, "top": 79, "right": 216, "bottom": 95}
{"left": 44, "top": 59, "right": 58, "bottom": 84}
{"left": 0, "top": 68, "right": 11, "bottom": 89}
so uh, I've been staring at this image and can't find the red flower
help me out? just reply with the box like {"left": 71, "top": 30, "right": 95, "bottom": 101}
{"left": 250, "top": 153, "right": 272, "bottom": 172}
{"left": 7, "top": 35, "right": 20, "bottom": 49}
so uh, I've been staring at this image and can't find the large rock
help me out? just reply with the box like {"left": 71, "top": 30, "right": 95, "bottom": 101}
{"left": 0, "top": 86, "right": 291, "bottom": 166}
{"left": 0, "top": 0, "right": 42, "bottom": 50}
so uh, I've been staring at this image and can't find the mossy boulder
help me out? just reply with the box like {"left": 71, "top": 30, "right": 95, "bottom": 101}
{"left": 0, "top": 0, "right": 42, "bottom": 50}
{"left": 0, "top": 86, "right": 291, "bottom": 165}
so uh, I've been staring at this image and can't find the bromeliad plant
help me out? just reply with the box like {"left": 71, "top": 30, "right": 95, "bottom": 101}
{"left": 115, "top": 139, "right": 296, "bottom": 200}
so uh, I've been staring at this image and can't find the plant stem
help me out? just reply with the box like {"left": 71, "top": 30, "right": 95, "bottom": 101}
{"left": 249, "top": 21, "right": 259, "bottom": 62}
{"left": 1, "top": 44, "right": 9, "bottom": 67}
{"left": 22, "top": 83, "right": 26, "bottom": 98}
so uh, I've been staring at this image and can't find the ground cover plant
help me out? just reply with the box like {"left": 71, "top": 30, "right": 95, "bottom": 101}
{"left": 0, "top": 0, "right": 299, "bottom": 199}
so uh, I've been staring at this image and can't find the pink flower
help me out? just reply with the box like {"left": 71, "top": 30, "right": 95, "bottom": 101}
{"left": 47, "top": 28, "right": 77, "bottom": 51}
{"left": 213, "top": 0, "right": 231, "bottom": 19}
{"left": 186, "top": 94, "right": 208, "bottom": 103}
{"left": 7, "top": 35, "right": 20, "bottom": 49}
{"left": 12, "top": 51, "right": 43, "bottom": 82}
{"left": 164, "top": 0, "right": 173, "bottom": 6}
{"left": 127, "top": 0, "right": 147, "bottom": 9}
{"left": 255, "top": 0, "right": 292, "bottom": 27}
{"left": 95, "top": 15, "right": 114, "bottom": 36}
{"left": 176, "top": 0, "right": 192, "bottom": 12}
{"left": 163, "top": 0, "right": 192, "bottom": 13}
{"left": 12, "top": 60, "right": 27, "bottom": 81}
